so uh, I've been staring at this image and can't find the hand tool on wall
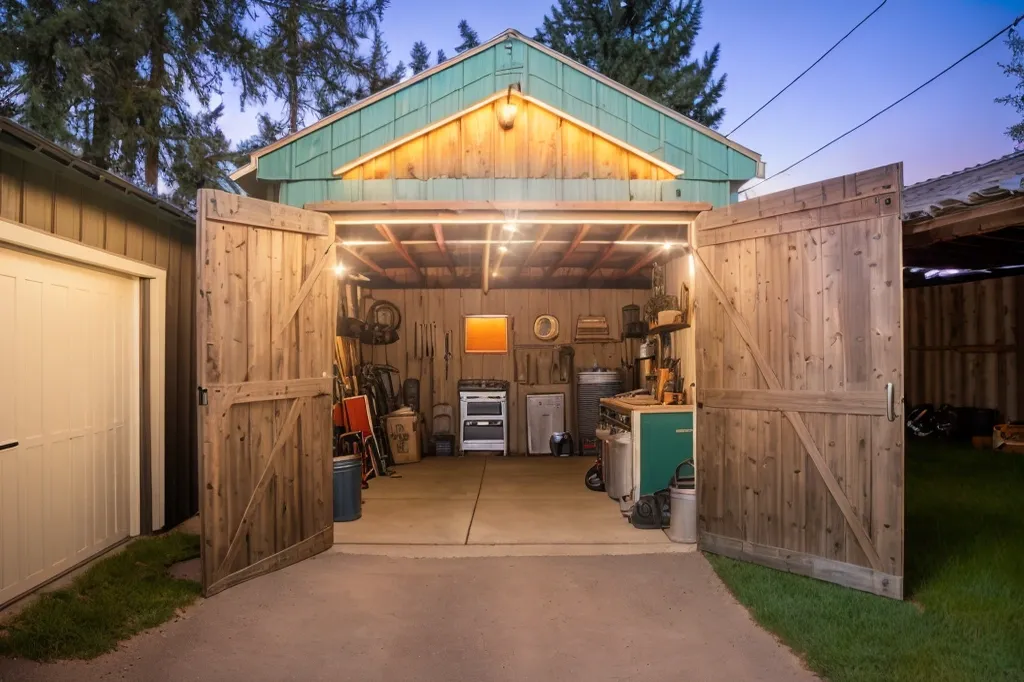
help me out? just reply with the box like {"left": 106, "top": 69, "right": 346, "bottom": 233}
{"left": 444, "top": 330, "right": 452, "bottom": 380}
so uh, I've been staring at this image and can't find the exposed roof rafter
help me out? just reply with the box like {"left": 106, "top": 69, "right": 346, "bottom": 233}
{"left": 584, "top": 224, "right": 639, "bottom": 280}
{"left": 545, "top": 224, "right": 590, "bottom": 278}
{"left": 374, "top": 223, "right": 424, "bottom": 282}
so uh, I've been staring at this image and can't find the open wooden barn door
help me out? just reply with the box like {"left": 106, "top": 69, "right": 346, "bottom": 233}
{"left": 196, "top": 190, "right": 337, "bottom": 597}
{"left": 693, "top": 164, "right": 905, "bottom": 598}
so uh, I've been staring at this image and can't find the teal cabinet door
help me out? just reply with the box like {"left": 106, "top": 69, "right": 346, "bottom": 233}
{"left": 638, "top": 412, "right": 694, "bottom": 495}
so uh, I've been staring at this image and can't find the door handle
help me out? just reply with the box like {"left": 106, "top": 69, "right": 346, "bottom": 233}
{"left": 675, "top": 428, "right": 693, "bottom": 434}
{"left": 0, "top": 440, "right": 18, "bottom": 452}
{"left": 886, "top": 383, "right": 896, "bottom": 422}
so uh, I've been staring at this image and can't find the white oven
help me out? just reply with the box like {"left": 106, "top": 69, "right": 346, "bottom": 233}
{"left": 459, "top": 387, "right": 508, "bottom": 454}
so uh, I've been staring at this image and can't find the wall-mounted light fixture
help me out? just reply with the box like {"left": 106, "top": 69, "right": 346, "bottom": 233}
{"left": 496, "top": 82, "right": 522, "bottom": 131}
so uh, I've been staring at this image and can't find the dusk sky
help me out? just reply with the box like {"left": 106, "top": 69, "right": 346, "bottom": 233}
{"left": 220, "top": 0, "right": 1023, "bottom": 195}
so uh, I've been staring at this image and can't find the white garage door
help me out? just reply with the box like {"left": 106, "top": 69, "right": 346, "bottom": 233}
{"left": 0, "top": 247, "right": 137, "bottom": 605}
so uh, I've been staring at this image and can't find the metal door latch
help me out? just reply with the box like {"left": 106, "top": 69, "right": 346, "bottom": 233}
{"left": 198, "top": 387, "right": 209, "bottom": 406}
{"left": 0, "top": 441, "right": 18, "bottom": 452}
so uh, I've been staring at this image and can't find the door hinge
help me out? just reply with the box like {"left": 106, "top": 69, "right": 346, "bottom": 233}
{"left": 198, "top": 386, "right": 209, "bottom": 406}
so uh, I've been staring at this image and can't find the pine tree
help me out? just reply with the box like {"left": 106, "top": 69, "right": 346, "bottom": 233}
{"left": 232, "top": 113, "right": 287, "bottom": 169}
{"left": 455, "top": 20, "right": 479, "bottom": 53}
{"left": 256, "top": 0, "right": 386, "bottom": 132}
{"left": 165, "top": 105, "right": 236, "bottom": 212}
{"left": 436, "top": 48, "right": 447, "bottom": 64}
{"left": 410, "top": 40, "right": 431, "bottom": 74}
{"left": 997, "top": 29, "right": 1024, "bottom": 148}
{"left": 0, "top": 0, "right": 264, "bottom": 196}
{"left": 349, "top": 28, "right": 405, "bottom": 99}
{"left": 535, "top": 0, "right": 727, "bottom": 128}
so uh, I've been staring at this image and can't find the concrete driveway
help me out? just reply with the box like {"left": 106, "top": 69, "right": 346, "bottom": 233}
{"left": 0, "top": 552, "right": 815, "bottom": 682}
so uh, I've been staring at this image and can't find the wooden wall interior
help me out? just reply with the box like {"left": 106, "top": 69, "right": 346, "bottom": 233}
{"left": 355, "top": 286, "right": 653, "bottom": 453}
{"left": 663, "top": 252, "right": 697, "bottom": 400}
{"left": 341, "top": 98, "right": 676, "bottom": 182}
{"left": 0, "top": 145, "right": 198, "bottom": 530}
{"left": 905, "top": 275, "right": 1021, "bottom": 421}
{"left": 693, "top": 164, "right": 904, "bottom": 592}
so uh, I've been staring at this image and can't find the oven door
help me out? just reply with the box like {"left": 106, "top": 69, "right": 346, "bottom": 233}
{"left": 462, "top": 420, "right": 505, "bottom": 443}
{"left": 465, "top": 400, "right": 503, "bottom": 417}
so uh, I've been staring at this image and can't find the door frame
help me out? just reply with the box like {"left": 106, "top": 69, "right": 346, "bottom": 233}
{"left": 0, "top": 217, "right": 167, "bottom": 533}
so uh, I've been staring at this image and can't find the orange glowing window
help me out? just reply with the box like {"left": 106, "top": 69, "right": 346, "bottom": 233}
{"left": 464, "top": 315, "right": 509, "bottom": 354}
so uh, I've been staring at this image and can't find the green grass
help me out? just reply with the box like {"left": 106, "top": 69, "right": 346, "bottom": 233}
{"left": 0, "top": 532, "right": 201, "bottom": 661}
{"left": 708, "top": 441, "right": 1024, "bottom": 682}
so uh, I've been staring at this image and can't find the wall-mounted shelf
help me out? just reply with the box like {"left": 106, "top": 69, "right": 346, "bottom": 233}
{"left": 648, "top": 322, "right": 691, "bottom": 335}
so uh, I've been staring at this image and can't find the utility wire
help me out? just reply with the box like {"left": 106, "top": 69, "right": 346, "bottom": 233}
{"left": 726, "top": 0, "right": 888, "bottom": 138}
{"left": 741, "top": 12, "right": 1024, "bottom": 197}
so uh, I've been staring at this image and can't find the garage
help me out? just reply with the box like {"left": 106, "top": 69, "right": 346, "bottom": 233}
{"left": 0, "top": 117, "right": 198, "bottom": 607}
{"left": 0, "top": 247, "right": 136, "bottom": 605}
{"left": 207, "top": 29, "right": 904, "bottom": 600}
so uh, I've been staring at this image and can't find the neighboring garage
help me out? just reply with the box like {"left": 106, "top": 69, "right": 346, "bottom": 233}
{"left": 0, "top": 118, "right": 197, "bottom": 606}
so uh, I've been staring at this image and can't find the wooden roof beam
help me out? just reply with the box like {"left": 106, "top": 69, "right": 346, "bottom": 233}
{"left": 433, "top": 223, "right": 458, "bottom": 278}
{"left": 545, "top": 224, "right": 591, "bottom": 278}
{"left": 518, "top": 223, "right": 552, "bottom": 277}
{"left": 584, "top": 224, "right": 639, "bottom": 280}
{"left": 374, "top": 223, "right": 424, "bottom": 282}
{"left": 336, "top": 244, "right": 395, "bottom": 283}
{"left": 621, "top": 245, "right": 666, "bottom": 278}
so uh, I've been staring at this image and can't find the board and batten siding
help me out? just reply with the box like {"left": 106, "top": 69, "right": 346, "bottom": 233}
{"left": 356, "top": 284, "right": 648, "bottom": 454}
{"left": 0, "top": 146, "right": 197, "bottom": 530}
{"left": 258, "top": 35, "right": 757, "bottom": 208}
{"left": 905, "top": 275, "right": 1021, "bottom": 422}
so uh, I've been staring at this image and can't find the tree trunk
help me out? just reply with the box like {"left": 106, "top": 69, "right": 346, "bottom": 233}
{"left": 145, "top": 13, "right": 168, "bottom": 188}
{"left": 285, "top": 3, "right": 300, "bottom": 134}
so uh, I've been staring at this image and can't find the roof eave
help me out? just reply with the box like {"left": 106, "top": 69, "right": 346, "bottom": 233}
{"left": 237, "top": 27, "right": 761, "bottom": 177}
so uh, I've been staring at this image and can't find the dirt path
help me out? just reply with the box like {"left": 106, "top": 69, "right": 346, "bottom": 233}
{"left": 0, "top": 553, "right": 816, "bottom": 682}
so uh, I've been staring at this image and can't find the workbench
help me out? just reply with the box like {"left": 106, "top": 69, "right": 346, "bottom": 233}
{"left": 599, "top": 397, "right": 694, "bottom": 506}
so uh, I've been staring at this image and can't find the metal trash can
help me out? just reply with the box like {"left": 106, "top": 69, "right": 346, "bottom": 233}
{"left": 666, "top": 459, "right": 696, "bottom": 543}
{"left": 332, "top": 454, "right": 362, "bottom": 522}
{"left": 606, "top": 432, "right": 633, "bottom": 501}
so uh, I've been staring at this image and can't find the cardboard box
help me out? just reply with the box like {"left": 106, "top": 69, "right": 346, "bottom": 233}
{"left": 386, "top": 411, "right": 422, "bottom": 464}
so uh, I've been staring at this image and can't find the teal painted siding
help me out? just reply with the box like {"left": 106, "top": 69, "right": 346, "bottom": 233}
{"left": 263, "top": 35, "right": 758, "bottom": 208}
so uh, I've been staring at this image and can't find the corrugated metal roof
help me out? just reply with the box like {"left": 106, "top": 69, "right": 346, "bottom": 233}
{"left": 902, "top": 150, "right": 1024, "bottom": 224}
{"left": 0, "top": 117, "right": 194, "bottom": 223}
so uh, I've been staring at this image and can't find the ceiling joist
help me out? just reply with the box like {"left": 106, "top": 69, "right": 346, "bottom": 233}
{"left": 584, "top": 224, "right": 639, "bottom": 280}
{"left": 432, "top": 223, "right": 458, "bottom": 278}
{"left": 545, "top": 224, "right": 591, "bottom": 278}
{"left": 374, "top": 223, "right": 424, "bottom": 282}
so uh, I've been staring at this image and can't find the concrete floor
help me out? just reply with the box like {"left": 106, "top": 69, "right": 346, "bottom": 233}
{"left": 334, "top": 456, "right": 674, "bottom": 547}
{"left": 0, "top": 552, "right": 817, "bottom": 682}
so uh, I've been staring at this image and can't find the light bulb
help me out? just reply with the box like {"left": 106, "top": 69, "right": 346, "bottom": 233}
{"left": 502, "top": 223, "right": 516, "bottom": 232}
{"left": 498, "top": 245, "right": 509, "bottom": 253}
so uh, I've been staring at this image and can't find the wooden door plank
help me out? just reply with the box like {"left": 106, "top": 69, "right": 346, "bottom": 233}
{"left": 212, "top": 377, "right": 333, "bottom": 405}
{"left": 247, "top": 227, "right": 275, "bottom": 564}
{"left": 273, "top": 243, "right": 334, "bottom": 338}
{"left": 698, "top": 388, "right": 887, "bottom": 414}
{"left": 204, "top": 190, "right": 330, "bottom": 235}
{"left": 217, "top": 397, "right": 306, "bottom": 578}
{"left": 694, "top": 249, "right": 884, "bottom": 571}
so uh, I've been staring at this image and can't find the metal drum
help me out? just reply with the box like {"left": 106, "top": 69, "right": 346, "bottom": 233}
{"left": 576, "top": 369, "right": 622, "bottom": 454}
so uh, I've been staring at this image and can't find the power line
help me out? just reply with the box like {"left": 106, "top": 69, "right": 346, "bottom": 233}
{"left": 726, "top": 0, "right": 888, "bottom": 138}
{"left": 741, "top": 12, "right": 1024, "bottom": 198}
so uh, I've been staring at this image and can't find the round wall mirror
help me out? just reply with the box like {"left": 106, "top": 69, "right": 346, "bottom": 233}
{"left": 533, "top": 314, "right": 559, "bottom": 341}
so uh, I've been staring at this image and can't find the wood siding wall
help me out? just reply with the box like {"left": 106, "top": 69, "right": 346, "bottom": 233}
{"left": 341, "top": 99, "right": 674, "bottom": 182}
{"left": 357, "top": 286, "right": 649, "bottom": 453}
{"left": 905, "top": 275, "right": 1021, "bottom": 421}
{"left": 0, "top": 146, "right": 197, "bottom": 530}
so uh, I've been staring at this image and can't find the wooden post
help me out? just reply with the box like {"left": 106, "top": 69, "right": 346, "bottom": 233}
{"left": 482, "top": 223, "right": 492, "bottom": 294}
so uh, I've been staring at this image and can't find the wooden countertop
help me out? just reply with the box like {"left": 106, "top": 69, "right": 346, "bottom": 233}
{"left": 601, "top": 397, "right": 695, "bottom": 414}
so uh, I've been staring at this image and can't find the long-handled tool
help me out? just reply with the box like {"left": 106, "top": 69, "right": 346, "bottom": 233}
{"left": 444, "top": 330, "right": 452, "bottom": 380}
